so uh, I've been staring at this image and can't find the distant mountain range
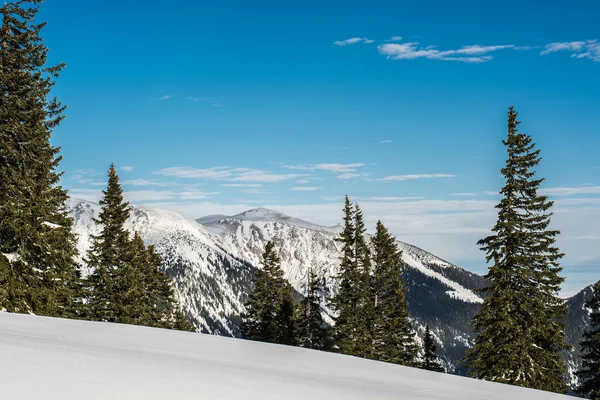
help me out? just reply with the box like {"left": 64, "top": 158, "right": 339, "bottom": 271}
{"left": 68, "top": 198, "right": 596, "bottom": 387}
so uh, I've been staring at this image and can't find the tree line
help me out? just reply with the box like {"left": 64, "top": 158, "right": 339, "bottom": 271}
{"left": 241, "top": 198, "right": 444, "bottom": 373}
{"left": 0, "top": 1, "right": 598, "bottom": 398}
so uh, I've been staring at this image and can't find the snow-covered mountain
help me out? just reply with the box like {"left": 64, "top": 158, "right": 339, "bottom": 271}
{"left": 563, "top": 281, "right": 598, "bottom": 389}
{"left": 67, "top": 199, "right": 593, "bottom": 383}
{"left": 1, "top": 312, "right": 575, "bottom": 400}
{"left": 197, "top": 207, "right": 486, "bottom": 373}
{"left": 69, "top": 198, "right": 255, "bottom": 336}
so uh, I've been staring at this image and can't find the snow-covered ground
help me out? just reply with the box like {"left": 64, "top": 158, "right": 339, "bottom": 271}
{"left": 0, "top": 313, "right": 574, "bottom": 399}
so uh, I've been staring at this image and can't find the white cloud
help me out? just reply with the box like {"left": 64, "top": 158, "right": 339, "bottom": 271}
{"left": 451, "top": 193, "right": 477, "bottom": 197}
{"left": 378, "top": 140, "right": 392, "bottom": 144}
{"left": 540, "top": 186, "right": 600, "bottom": 196}
{"left": 360, "top": 196, "right": 426, "bottom": 201}
{"left": 121, "top": 179, "right": 169, "bottom": 187}
{"left": 296, "top": 179, "right": 311, "bottom": 184}
{"left": 484, "top": 191, "right": 500, "bottom": 196}
{"left": 540, "top": 40, "right": 600, "bottom": 61}
{"left": 241, "top": 188, "right": 265, "bottom": 194}
{"left": 155, "top": 166, "right": 304, "bottom": 183}
{"left": 377, "top": 42, "right": 519, "bottom": 63}
{"left": 290, "top": 187, "right": 320, "bottom": 191}
{"left": 221, "top": 184, "right": 262, "bottom": 187}
{"left": 333, "top": 37, "right": 375, "bottom": 46}
{"left": 153, "top": 95, "right": 172, "bottom": 101}
{"left": 284, "top": 163, "right": 365, "bottom": 173}
{"left": 381, "top": 173, "right": 456, "bottom": 181}
{"left": 385, "top": 36, "right": 403, "bottom": 42}
{"left": 336, "top": 172, "right": 369, "bottom": 180}
{"left": 121, "top": 166, "right": 134, "bottom": 172}
{"left": 228, "top": 170, "right": 305, "bottom": 183}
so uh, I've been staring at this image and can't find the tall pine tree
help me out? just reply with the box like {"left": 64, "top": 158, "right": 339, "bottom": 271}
{"left": 241, "top": 240, "right": 296, "bottom": 345}
{"left": 330, "top": 197, "right": 374, "bottom": 358}
{"left": 85, "top": 164, "right": 136, "bottom": 323}
{"left": 371, "top": 220, "right": 416, "bottom": 366}
{"left": 330, "top": 196, "right": 359, "bottom": 355}
{"left": 298, "top": 267, "right": 332, "bottom": 351}
{"left": 576, "top": 282, "right": 600, "bottom": 399}
{"left": 420, "top": 325, "right": 444, "bottom": 372}
{"left": 464, "top": 107, "right": 568, "bottom": 393}
{"left": 0, "top": 0, "right": 81, "bottom": 317}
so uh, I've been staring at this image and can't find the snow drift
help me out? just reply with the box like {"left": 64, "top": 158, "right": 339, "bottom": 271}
{"left": 0, "top": 313, "right": 575, "bottom": 400}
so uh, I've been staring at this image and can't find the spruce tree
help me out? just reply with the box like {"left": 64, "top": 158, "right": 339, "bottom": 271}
{"left": 576, "top": 282, "right": 600, "bottom": 399}
{"left": 371, "top": 220, "right": 416, "bottom": 366}
{"left": 353, "top": 203, "right": 374, "bottom": 358}
{"left": 241, "top": 240, "right": 296, "bottom": 345}
{"left": 330, "top": 196, "right": 359, "bottom": 355}
{"left": 0, "top": 0, "right": 81, "bottom": 317}
{"left": 420, "top": 325, "right": 444, "bottom": 372}
{"left": 298, "top": 268, "right": 332, "bottom": 351}
{"left": 464, "top": 107, "right": 568, "bottom": 393}
{"left": 85, "top": 164, "right": 133, "bottom": 322}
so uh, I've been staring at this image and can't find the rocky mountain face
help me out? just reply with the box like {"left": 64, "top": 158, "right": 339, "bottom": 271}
{"left": 68, "top": 200, "right": 593, "bottom": 383}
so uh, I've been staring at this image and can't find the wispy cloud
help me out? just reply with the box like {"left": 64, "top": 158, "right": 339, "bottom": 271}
{"left": 290, "top": 187, "right": 320, "bottom": 191}
{"left": 385, "top": 36, "right": 403, "bottom": 42}
{"left": 296, "top": 179, "right": 311, "bottom": 184}
{"left": 381, "top": 173, "right": 456, "bottom": 181}
{"left": 451, "top": 193, "right": 477, "bottom": 197}
{"left": 336, "top": 172, "right": 369, "bottom": 179}
{"left": 377, "top": 42, "right": 521, "bottom": 63}
{"left": 540, "top": 40, "right": 599, "bottom": 62}
{"left": 484, "top": 191, "right": 500, "bottom": 196}
{"left": 540, "top": 186, "right": 600, "bottom": 196}
{"left": 378, "top": 140, "right": 392, "bottom": 144}
{"left": 221, "top": 184, "right": 262, "bottom": 188}
{"left": 121, "top": 166, "right": 134, "bottom": 172}
{"left": 334, "top": 37, "right": 375, "bottom": 46}
{"left": 155, "top": 166, "right": 306, "bottom": 183}
{"left": 153, "top": 95, "right": 173, "bottom": 101}
{"left": 121, "top": 179, "right": 170, "bottom": 187}
{"left": 360, "top": 196, "right": 426, "bottom": 201}
{"left": 241, "top": 188, "right": 265, "bottom": 194}
{"left": 283, "top": 163, "right": 365, "bottom": 173}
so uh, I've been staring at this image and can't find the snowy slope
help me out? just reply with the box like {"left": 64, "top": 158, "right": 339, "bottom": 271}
{"left": 0, "top": 312, "right": 575, "bottom": 400}
{"left": 69, "top": 198, "right": 254, "bottom": 336}
{"left": 198, "top": 208, "right": 486, "bottom": 373}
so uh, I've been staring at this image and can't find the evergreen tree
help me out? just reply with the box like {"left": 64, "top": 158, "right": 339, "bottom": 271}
{"left": 420, "top": 325, "right": 444, "bottom": 372}
{"left": 576, "top": 282, "right": 600, "bottom": 399}
{"left": 298, "top": 268, "right": 332, "bottom": 351}
{"left": 144, "top": 241, "right": 195, "bottom": 332}
{"left": 330, "top": 196, "right": 359, "bottom": 355}
{"left": 85, "top": 164, "right": 133, "bottom": 323}
{"left": 330, "top": 197, "right": 375, "bottom": 358}
{"left": 371, "top": 220, "right": 416, "bottom": 366}
{"left": 241, "top": 241, "right": 296, "bottom": 345}
{"left": 0, "top": 0, "right": 81, "bottom": 317}
{"left": 353, "top": 203, "right": 374, "bottom": 358}
{"left": 464, "top": 107, "right": 568, "bottom": 393}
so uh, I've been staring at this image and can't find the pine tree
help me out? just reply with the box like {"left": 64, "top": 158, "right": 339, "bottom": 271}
{"left": 85, "top": 164, "right": 133, "bottom": 323}
{"left": 371, "top": 220, "right": 416, "bottom": 366}
{"left": 241, "top": 241, "right": 296, "bottom": 345}
{"left": 298, "top": 268, "right": 332, "bottom": 351}
{"left": 353, "top": 203, "right": 374, "bottom": 358}
{"left": 0, "top": 0, "right": 81, "bottom": 317}
{"left": 330, "top": 196, "right": 359, "bottom": 355}
{"left": 420, "top": 325, "right": 444, "bottom": 372}
{"left": 576, "top": 282, "right": 600, "bottom": 399}
{"left": 144, "top": 242, "right": 195, "bottom": 332}
{"left": 464, "top": 107, "right": 568, "bottom": 393}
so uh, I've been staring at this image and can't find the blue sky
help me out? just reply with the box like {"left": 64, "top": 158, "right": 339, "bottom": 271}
{"left": 38, "top": 0, "right": 599, "bottom": 295}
